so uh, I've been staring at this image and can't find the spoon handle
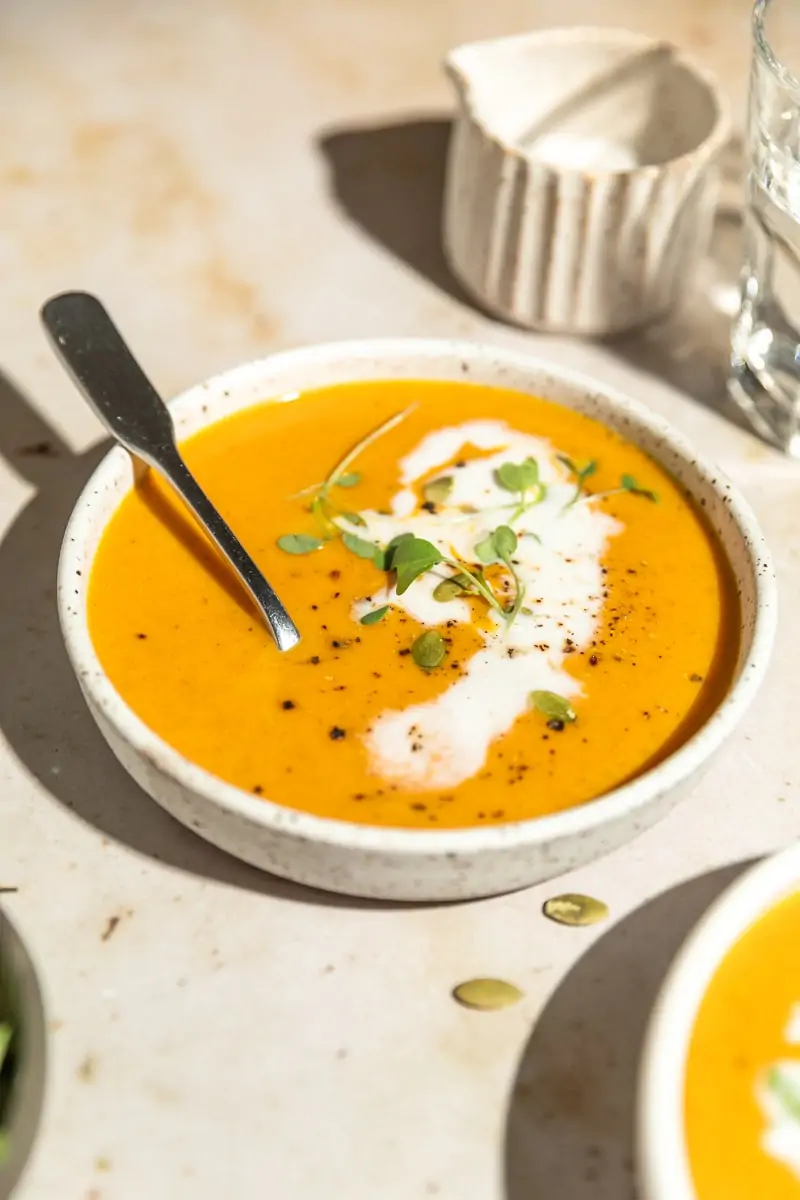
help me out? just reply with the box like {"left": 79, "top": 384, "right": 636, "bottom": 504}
{"left": 41, "top": 291, "right": 300, "bottom": 652}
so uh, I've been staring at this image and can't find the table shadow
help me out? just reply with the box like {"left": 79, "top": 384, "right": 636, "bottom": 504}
{"left": 317, "top": 115, "right": 480, "bottom": 310}
{"left": 504, "top": 859, "right": 754, "bottom": 1200}
{"left": 0, "top": 369, "right": 411, "bottom": 909}
{"left": 608, "top": 206, "right": 759, "bottom": 441}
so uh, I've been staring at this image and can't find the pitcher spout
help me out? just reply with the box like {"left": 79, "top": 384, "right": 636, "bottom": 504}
{"left": 442, "top": 47, "right": 472, "bottom": 111}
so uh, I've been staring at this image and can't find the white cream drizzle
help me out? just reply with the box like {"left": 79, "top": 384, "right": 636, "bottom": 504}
{"left": 347, "top": 420, "right": 622, "bottom": 790}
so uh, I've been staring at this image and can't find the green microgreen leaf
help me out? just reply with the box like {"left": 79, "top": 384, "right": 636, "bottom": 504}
{"left": 475, "top": 525, "right": 517, "bottom": 565}
{"left": 562, "top": 460, "right": 659, "bottom": 509}
{"left": 475, "top": 532, "right": 497, "bottom": 564}
{"left": 411, "top": 629, "right": 447, "bottom": 670}
{"left": 334, "top": 471, "right": 361, "bottom": 488}
{"left": 391, "top": 536, "right": 444, "bottom": 595}
{"left": 0, "top": 1019, "right": 12, "bottom": 1161}
{"left": 558, "top": 455, "right": 598, "bottom": 508}
{"left": 386, "top": 532, "right": 415, "bottom": 554}
{"left": 767, "top": 1066, "right": 800, "bottom": 1124}
{"left": 529, "top": 691, "right": 577, "bottom": 724}
{"left": 422, "top": 476, "right": 454, "bottom": 506}
{"left": 375, "top": 531, "right": 415, "bottom": 572}
{"left": 0, "top": 1023, "right": 11, "bottom": 1074}
{"left": 558, "top": 455, "right": 597, "bottom": 484}
{"left": 341, "top": 511, "right": 367, "bottom": 527}
{"left": 276, "top": 533, "right": 324, "bottom": 555}
{"left": 495, "top": 457, "right": 539, "bottom": 494}
{"left": 360, "top": 605, "right": 390, "bottom": 626}
{"left": 493, "top": 524, "right": 517, "bottom": 563}
{"left": 620, "top": 473, "right": 658, "bottom": 502}
{"left": 342, "top": 532, "right": 381, "bottom": 561}
{"left": 472, "top": 526, "right": 524, "bottom": 624}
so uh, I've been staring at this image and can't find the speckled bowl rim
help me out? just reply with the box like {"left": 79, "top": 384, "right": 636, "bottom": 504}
{"left": 445, "top": 26, "right": 732, "bottom": 179}
{"left": 58, "top": 338, "right": 776, "bottom": 860}
{"left": 638, "top": 841, "right": 800, "bottom": 1200}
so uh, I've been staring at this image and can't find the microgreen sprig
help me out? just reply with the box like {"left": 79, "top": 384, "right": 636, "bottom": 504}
{"left": 619, "top": 474, "right": 659, "bottom": 502}
{"left": 325, "top": 408, "right": 413, "bottom": 493}
{"left": 474, "top": 525, "right": 526, "bottom": 625}
{"left": 276, "top": 414, "right": 659, "bottom": 670}
{"left": 283, "top": 407, "right": 415, "bottom": 546}
{"left": 389, "top": 535, "right": 505, "bottom": 617}
{"left": 558, "top": 457, "right": 657, "bottom": 508}
{"left": 494, "top": 456, "right": 547, "bottom": 522}
{"left": 558, "top": 455, "right": 598, "bottom": 508}
{"left": 767, "top": 1066, "right": 800, "bottom": 1124}
{"left": 580, "top": 473, "right": 659, "bottom": 507}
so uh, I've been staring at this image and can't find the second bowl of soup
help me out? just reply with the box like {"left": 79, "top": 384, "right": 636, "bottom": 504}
{"left": 639, "top": 843, "right": 800, "bottom": 1200}
{"left": 58, "top": 340, "right": 775, "bottom": 900}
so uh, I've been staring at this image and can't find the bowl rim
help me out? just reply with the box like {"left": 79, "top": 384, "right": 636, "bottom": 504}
{"left": 58, "top": 337, "right": 777, "bottom": 858}
{"left": 638, "top": 840, "right": 800, "bottom": 1200}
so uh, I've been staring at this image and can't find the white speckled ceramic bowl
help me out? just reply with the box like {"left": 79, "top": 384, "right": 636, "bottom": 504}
{"left": 58, "top": 340, "right": 776, "bottom": 901}
{"left": 638, "top": 842, "right": 800, "bottom": 1200}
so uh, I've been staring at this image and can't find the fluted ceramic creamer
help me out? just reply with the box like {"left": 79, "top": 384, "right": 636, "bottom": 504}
{"left": 443, "top": 28, "right": 731, "bottom": 336}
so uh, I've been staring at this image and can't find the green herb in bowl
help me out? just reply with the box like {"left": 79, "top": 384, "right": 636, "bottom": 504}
{"left": 0, "top": 1004, "right": 14, "bottom": 1161}
{"left": 0, "top": 906, "right": 47, "bottom": 1191}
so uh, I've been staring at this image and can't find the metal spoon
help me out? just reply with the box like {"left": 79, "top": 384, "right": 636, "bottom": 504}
{"left": 41, "top": 291, "right": 301, "bottom": 652}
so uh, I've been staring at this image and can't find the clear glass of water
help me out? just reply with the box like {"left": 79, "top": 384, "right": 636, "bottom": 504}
{"left": 731, "top": 0, "right": 800, "bottom": 455}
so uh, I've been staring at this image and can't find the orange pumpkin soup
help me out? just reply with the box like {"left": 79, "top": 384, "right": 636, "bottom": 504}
{"left": 685, "top": 892, "right": 800, "bottom": 1199}
{"left": 88, "top": 379, "right": 738, "bottom": 828}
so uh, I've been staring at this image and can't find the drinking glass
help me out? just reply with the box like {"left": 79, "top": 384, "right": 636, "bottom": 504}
{"left": 730, "top": 0, "right": 800, "bottom": 454}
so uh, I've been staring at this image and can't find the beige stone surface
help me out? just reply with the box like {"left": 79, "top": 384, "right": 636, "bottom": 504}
{"left": 0, "top": 1, "right": 797, "bottom": 1197}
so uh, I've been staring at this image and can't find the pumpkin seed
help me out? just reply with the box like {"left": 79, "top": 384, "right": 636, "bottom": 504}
{"left": 422, "top": 476, "right": 453, "bottom": 506}
{"left": 411, "top": 629, "right": 446, "bottom": 670}
{"left": 432, "top": 574, "right": 471, "bottom": 602}
{"left": 452, "top": 977, "right": 524, "bottom": 1011}
{"left": 542, "top": 893, "right": 609, "bottom": 927}
{"left": 529, "top": 690, "right": 576, "bottom": 724}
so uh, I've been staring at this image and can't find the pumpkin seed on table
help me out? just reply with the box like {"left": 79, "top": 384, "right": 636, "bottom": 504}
{"left": 452, "top": 977, "right": 524, "bottom": 1011}
{"left": 542, "top": 893, "right": 609, "bottom": 927}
